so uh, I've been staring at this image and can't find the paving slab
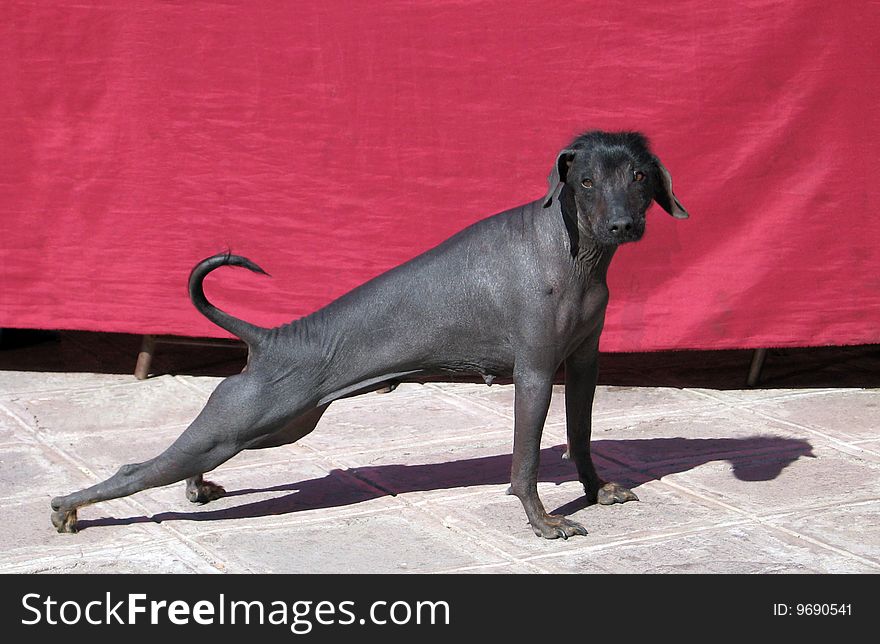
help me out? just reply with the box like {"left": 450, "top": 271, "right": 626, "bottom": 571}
{"left": 1, "top": 375, "right": 210, "bottom": 439}
{"left": 533, "top": 522, "right": 877, "bottom": 574}
{"left": 191, "top": 508, "right": 509, "bottom": 574}
{"left": 765, "top": 500, "right": 880, "bottom": 565}
{"left": 0, "top": 443, "right": 88, "bottom": 502}
{"left": 0, "top": 496, "right": 190, "bottom": 573}
{"left": 741, "top": 389, "right": 879, "bottom": 442}
{"left": 0, "top": 407, "right": 29, "bottom": 445}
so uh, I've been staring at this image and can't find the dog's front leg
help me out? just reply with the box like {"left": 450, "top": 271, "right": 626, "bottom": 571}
{"left": 565, "top": 340, "right": 638, "bottom": 506}
{"left": 509, "top": 368, "right": 588, "bottom": 539}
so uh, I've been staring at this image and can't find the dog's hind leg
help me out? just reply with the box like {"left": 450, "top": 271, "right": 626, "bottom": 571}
{"left": 50, "top": 374, "right": 311, "bottom": 532}
{"left": 183, "top": 404, "right": 329, "bottom": 505}
{"left": 247, "top": 404, "right": 329, "bottom": 450}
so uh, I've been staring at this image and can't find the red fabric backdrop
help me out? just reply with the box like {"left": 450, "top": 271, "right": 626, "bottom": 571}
{"left": 1, "top": 1, "right": 878, "bottom": 352}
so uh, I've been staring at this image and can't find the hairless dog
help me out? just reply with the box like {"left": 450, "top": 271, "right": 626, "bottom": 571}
{"left": 51, "top": 130, "right": 688, "bottom": 539}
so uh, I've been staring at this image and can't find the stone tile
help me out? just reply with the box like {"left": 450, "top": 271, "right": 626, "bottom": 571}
{"left": 0, "top": 371, "right": 136, "bottom": 397}
{"left": 299, "top": 383, "right": 507, "bottom": 456}
{"left": 3, "top": 375, "right": 210, "bottom": 439}
{"left": 40, "top": 426, "right": 193, "bottom": 479}
{"left": 0, "top": 496, "right": 175, "bottom": 571}
{"left": 426, "top": 382, "right": 533, "bottom": 422}
{"left": 588, "top": 385, "right": 714, "bottom": 419}
{"left": 657, "top": 443, "right": 880, "bottom": 515}
{"left": 742, "top": 389, "right": 880, "bottom": 442}
{"left": 430, "top": 383, "right": 711, "bottom": 427}
{"left": 424, "top": 475, "right": 738, "bottom": 561}
{"left": 191, "top": 508, "right": 506, "bottom": 573}
{"left": 766, "top": 501, "right": 880, "bottom": 564}
{"left": 0, "top": 443, "right": 90, "bottom": 501}
{"left": 0, "top": 406, "right": 27, "bottom": 444}
{"left": 534, "top": 522, "right": 876, "bottom": 573}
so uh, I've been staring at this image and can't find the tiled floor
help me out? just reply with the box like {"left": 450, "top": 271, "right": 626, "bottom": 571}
{"left": 0, "top": 331, "right": 877, "bottom": 573}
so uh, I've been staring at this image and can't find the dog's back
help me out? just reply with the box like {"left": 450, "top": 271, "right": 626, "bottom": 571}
{"left": 261, "top": 197, "right": 583, "bottom": 400}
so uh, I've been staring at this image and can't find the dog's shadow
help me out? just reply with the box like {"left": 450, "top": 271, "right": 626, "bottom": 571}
{"left": 76, "top": 435, "right": 814, "bottom": 531}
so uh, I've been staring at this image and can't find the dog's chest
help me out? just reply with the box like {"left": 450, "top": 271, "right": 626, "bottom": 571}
{"left": 550, "top": 278, "right": 609, "bottom": 347}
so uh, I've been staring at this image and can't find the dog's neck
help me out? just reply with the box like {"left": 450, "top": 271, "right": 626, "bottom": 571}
{"left": 559, "top": 186, "right": 616, "bottom": 280}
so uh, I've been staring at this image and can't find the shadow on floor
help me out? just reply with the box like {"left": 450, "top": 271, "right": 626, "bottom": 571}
{"left": 72, "top": 435, "right": 813, "bottom": 532}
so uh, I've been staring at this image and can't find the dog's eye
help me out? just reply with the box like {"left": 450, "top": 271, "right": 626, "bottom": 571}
{"left": 581, "top": 178, "right": 593, "bottom": 189}
{"left": 633, "top": 170, "right": 645, "bottom": 183}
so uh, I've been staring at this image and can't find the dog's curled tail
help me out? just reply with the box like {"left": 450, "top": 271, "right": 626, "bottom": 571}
{"left": 188, "top": 252, "right": 270, "bottom": 346}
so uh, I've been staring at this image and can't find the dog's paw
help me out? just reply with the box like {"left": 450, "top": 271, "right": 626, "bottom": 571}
{"left": 186, "top": 479, "right": 226, "bottom": 504}
{"left": 596, "top": 482, "right": 639, "bottom": 505}
{"left": 51, "top": 508, "right": 78, "bottom": 533}
{"left": 530, "top": 514, "right": 588, "bottom": 540}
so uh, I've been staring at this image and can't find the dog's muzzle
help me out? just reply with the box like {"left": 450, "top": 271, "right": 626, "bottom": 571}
{"left": 597, "top": 216, "right": 645, "bottom": 245}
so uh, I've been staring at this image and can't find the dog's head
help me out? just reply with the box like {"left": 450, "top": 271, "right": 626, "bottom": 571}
{"left": 543, "top": 131, "right": 688, "bottom": 246}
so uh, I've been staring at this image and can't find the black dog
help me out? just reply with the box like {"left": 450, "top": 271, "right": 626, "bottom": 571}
{"left": 51, "top": 131, "right": 688, "bottom": 539}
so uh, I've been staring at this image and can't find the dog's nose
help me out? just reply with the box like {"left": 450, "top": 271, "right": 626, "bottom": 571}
{"left": 608, "top": 218, "right": 633, "bottom": 236}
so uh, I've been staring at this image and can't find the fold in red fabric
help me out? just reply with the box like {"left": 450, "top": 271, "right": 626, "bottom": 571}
{"left": 1, "top": 2, "right": 877, "bottom": 351}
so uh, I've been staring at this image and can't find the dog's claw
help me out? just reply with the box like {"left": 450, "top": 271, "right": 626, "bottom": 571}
{"left": 531, "top": 514, "right": 588, "bottom": 540}
{"left": 596, "top": 482, "right": 639, "bottom": 505}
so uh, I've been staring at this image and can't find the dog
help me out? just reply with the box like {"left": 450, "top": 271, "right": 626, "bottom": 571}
{"left": 51, "top": 130, "right": 688, "bottom": 539}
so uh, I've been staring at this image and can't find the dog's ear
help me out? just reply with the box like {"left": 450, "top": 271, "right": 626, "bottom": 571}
{"left": 651, "top": 155, "right": 689, "bottom": 219}
{"left": 542, "top": 148, "right": 577, "bottom": 208}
